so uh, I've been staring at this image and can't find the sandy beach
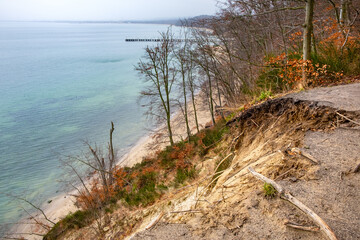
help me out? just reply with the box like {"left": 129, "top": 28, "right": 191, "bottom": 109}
{"left": 10, "top": 92, "right": 212, "bottom": 239}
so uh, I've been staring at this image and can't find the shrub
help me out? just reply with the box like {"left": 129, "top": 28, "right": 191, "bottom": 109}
{"left": 313, "top": 40, "right": 360, "bottom": 76}
{"left": 174, "top": 167, "right": 197, "bottom": 186}
{"left": 201, "top": 122, "right": 229, "bottom": 148}
{"left": 44, "top": 210, "right": 93, "bottom": 240}
{"left": 123, "top": 171, "right": 160, "bottom": 206}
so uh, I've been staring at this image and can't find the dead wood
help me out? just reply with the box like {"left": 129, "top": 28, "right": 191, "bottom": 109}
{"left": 335, "top": 111, "right": 360, "bottom": 126}
{"left": 214, "top": 153, "right": 234, "bottom": 174}
{"left": 291, "top": 147, "right": 319, "bottom": 164}
{"left": 170, "top": 210, "right": 202, "bottom": 214}
{"left": 285, "top": 221, "right": 320, "bottom": 232}
{"left": 250, "top": 119, "right": 260, "bottom": 127}
{"left": 248, "top": 167, "right": 337, "bottom": 240}
{"left": 145, "top": 212, "right": 164, "bottom": 230}
{"left": 275, "top": 168, "right": 294, "bottom": 180}
{"left": 353, "top": 163, "right": 360, "bottom": 173}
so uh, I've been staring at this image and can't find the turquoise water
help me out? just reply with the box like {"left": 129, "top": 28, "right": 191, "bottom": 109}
{"left": 0, "top": 22, "right": 171, "bottom": 227}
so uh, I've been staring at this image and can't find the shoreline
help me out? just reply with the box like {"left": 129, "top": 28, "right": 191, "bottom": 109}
{"left": 10, "top": 92, "right": 211, "bottom": 240}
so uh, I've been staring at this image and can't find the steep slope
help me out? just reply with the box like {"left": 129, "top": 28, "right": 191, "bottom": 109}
{"left": 128, "top": 83, "right": 360, "bottom": 240}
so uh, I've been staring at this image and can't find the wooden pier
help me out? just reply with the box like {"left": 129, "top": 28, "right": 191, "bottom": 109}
{"left": 125, "top": 39, "right": 196, "bottom": 42}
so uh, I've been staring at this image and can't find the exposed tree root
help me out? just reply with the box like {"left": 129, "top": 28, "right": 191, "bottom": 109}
{"left": 335, "top": 111, "right": 360, "bottom": 126}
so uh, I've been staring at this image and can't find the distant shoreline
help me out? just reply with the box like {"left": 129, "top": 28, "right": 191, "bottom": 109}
{"left": 0, "top": 20, "right": 181, "bottom": 26}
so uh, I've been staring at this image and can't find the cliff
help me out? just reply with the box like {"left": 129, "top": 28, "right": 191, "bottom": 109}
{"left": 52, "top": 82, "right": 360, "bottom": 240}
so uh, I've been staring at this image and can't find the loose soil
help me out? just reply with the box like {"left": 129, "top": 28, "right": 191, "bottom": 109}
{"left": 50, "top": 83, "right": 360, "bottom": 240}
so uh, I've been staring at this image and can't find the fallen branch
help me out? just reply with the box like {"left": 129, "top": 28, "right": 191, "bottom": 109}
{"left": 248, "top": 167, "right": 337, "bottom": 240}
{"left": 145, "top": 212, "right": 164, "bottom": 230}
{"left": 335, "top": 111, "right": 360, "bottom": 126}
{"left": 285, "top": 221, "right": 320, "bottom": 232}
{"left": 291, "top": 148, "right": 319, "bottom": 164}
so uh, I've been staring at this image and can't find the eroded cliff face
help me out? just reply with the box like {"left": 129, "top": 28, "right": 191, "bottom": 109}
{"left": 63, "top": 83, "right": 360, "bottom": 240}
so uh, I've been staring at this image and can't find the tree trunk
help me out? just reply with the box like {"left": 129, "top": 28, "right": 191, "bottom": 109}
{"left": 340, "top": 0, "right": 349, "bottom": 27}
{"left": 166, "top": 110, "right": 174, "bottom": 145}
{"left": 215, "top": 77, "right": 224, "bottom": 120}
{"left": 182, "top": 74, "right": 191, "bottom": 139}
{"left": 191, "top": 91, "right": 200, "bottom": 133}
{"left": 108, "top": 121, "right": 115, "bottom": 186}
{"left": 207, "top": 72, "right": 216, "bottom": 125}
{"left": 301, "top": 0, "right": 314, "bottom": 88}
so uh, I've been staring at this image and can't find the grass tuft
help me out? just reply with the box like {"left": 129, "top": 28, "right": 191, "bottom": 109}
{"left": 263, "top": 183, "right": 276, "bottom": 198}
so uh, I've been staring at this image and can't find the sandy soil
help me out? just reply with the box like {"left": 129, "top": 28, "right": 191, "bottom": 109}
{"left": 128, "top": 83, "right": 360, "bottom": 240}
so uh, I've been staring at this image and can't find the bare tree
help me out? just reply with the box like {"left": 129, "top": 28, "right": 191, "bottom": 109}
{"left": 58, "top": 122, "right": 121, "bottom": 237}
{"left": 173, "top": 29, "right": 192, "bottom": 139}
{"left": 137, "top": 28, "right": 176, "bottom": 145}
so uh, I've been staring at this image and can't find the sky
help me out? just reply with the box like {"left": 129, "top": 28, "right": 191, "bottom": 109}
{"left": 0, "top": 0, "right": 218, "bottom": 21}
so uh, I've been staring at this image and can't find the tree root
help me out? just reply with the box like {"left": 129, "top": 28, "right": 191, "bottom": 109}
{"left": 335, "top": 111, "right": 360, "bottom": 126}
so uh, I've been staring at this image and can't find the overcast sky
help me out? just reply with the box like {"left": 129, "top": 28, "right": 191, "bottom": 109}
{"left": 0, "top": 0, "right": 218, "bottom": 21}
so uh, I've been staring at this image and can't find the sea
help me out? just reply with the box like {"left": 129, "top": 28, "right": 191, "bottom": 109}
{"left": 0, "top": 21, "right": 173, "bottom": 229}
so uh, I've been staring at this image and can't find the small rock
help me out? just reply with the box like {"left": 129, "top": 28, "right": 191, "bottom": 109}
{"left": 47, "top": 200, "right": 52, "bottom": 204}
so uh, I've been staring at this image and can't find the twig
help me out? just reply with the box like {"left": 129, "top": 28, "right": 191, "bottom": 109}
{"left": 250, "top": 119, "right": 259, "bottom": 127}
{"left": 170, "top": 210, "right": 202, "bottom": 214}
{"left": 214, "top": 153, "right": 234, "bottom": 174}
{"left": 145, "top": 212, "right": 164, "bottom": 230}
{"left": 248, "top": 167, "right": 337, "bottom": 240}
{"left": 285, "top": 221, "right": 320, "bottom": 232}
{"left": 275, "top": 168, "right": 293, "bottom": 180}
{"left": 223, "top": 149, "right": 277, "bottom": 186}
{"left": 1, "top": 193, "right": 56, "bottom": 226}
{"left": 353, "top": 163, "right": 360, "bottom": 173}
{"left": 291, "top": 148, "right": 319, "bottom": 164}
{"left": 335, "top": 111, "right": 360, "bottom": 126}
{"left": 195, "top": 170, "right": 226, "bottom": 207}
